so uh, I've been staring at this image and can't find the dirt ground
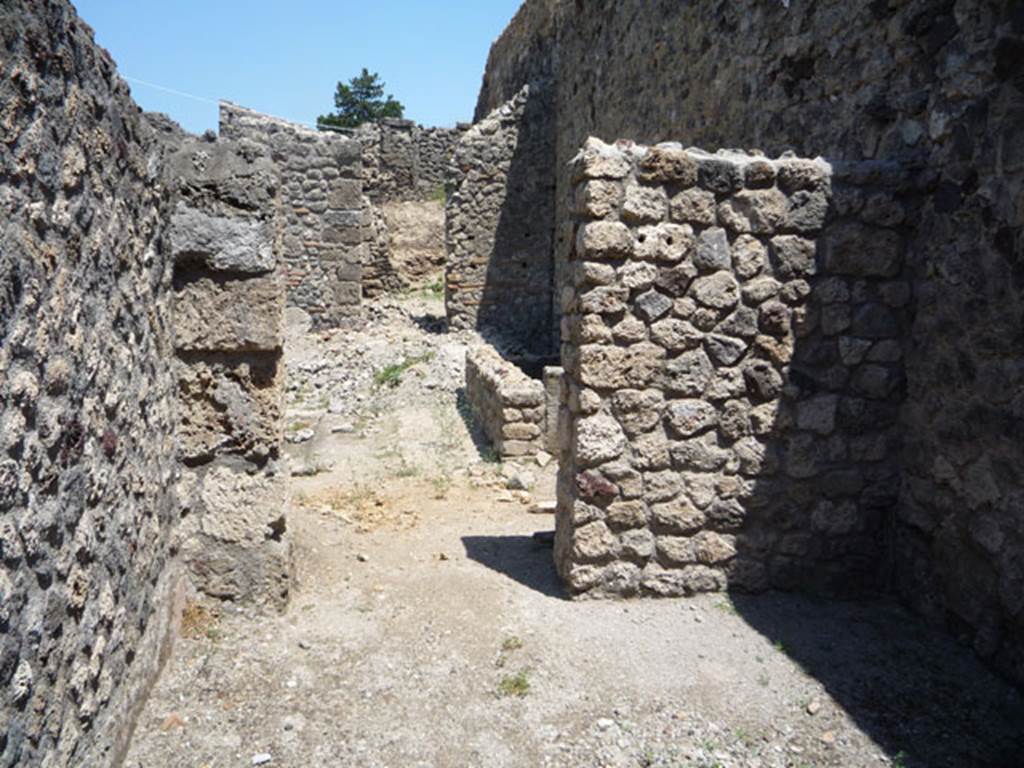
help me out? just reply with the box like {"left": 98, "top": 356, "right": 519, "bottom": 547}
{"left": 124, "top": 295, "right": 1024, "bottom": 768}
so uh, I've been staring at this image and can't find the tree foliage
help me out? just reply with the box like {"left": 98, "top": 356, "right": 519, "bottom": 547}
{"left": 318, "top": 68, "right": 405, "bottom": 130}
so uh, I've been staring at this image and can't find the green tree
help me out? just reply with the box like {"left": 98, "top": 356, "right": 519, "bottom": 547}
{"left": 317, "top": 68, "right": 405, "bottom": 130}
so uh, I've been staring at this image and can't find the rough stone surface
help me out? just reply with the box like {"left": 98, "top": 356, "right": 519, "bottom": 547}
{"left": 465, "top": 345, "right": 547, "bottom": 460}
{"left": 351, "top": 119, "right": 465, "bottom": 295}
{"left": 556, "top": 141, "right": 908, "bottom": 603}
{"left": 220, "top": 102, "right": 366, "bottom": 328}
{"left": 446, "top": 85, "right": 556, "bottom": 355}
{"left": 167, "top": 135, "right": 292, "bottom": 611}
{"left": 0, "top": 3, "right": 182, "bottom": 764}
{"left": 479, "top": 0, "right": 1024, "bottom": 685}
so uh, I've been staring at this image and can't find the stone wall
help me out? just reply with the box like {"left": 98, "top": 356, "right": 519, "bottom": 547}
{"left": 555, "top": 139, "right": 909, "bottom": 600}
{"left": 482, "top": 0, "right": 1024, "bottom": 683}
{"left": 0, "top": 2, "right": 182, "bottom": 764}
{"left": 354, "top": 119, "right": 465, "bottom": 296}
{"left": 445, "top": 85, "right": 556, "bottom": 355}
{"left": 355, "top": 118, "right": 465, "bottom": 203}
{"left": 220, "top": 102, "right": 368, "bottom": 328}
{"left": 166, "top": 136, "right": 291, "bottom": 610}
{"left": 465, "top": 345, "right": 546, "bottom": 460}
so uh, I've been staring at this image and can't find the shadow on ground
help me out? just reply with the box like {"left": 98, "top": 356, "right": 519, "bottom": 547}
{"left": 462, "top": 534, "right": 565, "bottom": 599}
{"left": 731, "top": 591, "right": 1024, "bottom": 768}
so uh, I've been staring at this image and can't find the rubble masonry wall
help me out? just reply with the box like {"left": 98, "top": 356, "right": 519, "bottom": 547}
{"left": 220, "top": 102, "right": 368, "bottom": 328}
{"left": 480, "top": 0, "right": 1024, "bottom": 684}
{"left": 556, "top": 140, "right": 909, "bottom": 601}
{"left": 0, "top": 2, "right": 182, "bottom": 764}
{"left": 445, "top": 86, "right": 556, "bottom": 355}
{"left": 465, "top": 346, "right": 547, "bottom": 461}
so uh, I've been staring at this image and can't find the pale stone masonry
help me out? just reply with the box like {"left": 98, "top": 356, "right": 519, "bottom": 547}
{"left": 465, "top": 346, "right": 546, "bottom": 460}
{"left": 167, "top": 135, "right": 292, "bottom": 610}
{"left": 220, "top": 102, "right": 368, "bottom": 328}
{"left": 555, "top": 139, "right": 909, "bottom": 600}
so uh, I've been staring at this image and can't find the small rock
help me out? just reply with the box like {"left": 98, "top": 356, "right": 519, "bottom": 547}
{"left": 528, "top": 500, "right": 557, "bottom": 515}
{"left": 506, "top": 470, "right": 536, "bottom": 491}
{"left": 820, "top": 731, "right": 836, "bottom": 745}
{"left": 251, "top": 754, "right": 272, "bottom": 766}
{"left": 331, "top": 422, "right": 356, "bottom": 434}
{"left": 806, "top": 698, "right": 821, "bottom": 715}
{"left": 596, "top": 718, "right": 615, "bottom": 731}
{"left": 286, "top": 428, "right": 315, "bottom": 444}
{"left": 356, "top": 553, "right": 369, "bottom": 562}
{"left": 534, "top": 450, "right": 553, "bottom": 468}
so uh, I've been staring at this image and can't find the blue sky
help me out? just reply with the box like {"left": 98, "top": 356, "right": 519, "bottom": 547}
{"left": 73, "top": 1, "right": 523, "bottom": 135}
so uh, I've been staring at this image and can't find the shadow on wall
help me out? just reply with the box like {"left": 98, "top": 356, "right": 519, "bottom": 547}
{"left": 477, "top": 80, "right": 557, "bottom": 356}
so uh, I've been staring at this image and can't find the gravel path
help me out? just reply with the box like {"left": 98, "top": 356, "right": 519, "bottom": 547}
{"left": 125, "top": 296, "right": 1024, "bottom": 768}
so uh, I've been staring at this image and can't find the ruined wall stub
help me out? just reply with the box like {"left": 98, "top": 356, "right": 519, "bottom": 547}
{"left": 167, "top": 136, "right": 292, "bottom": 610}
{"left": 556, "top": 140, "right": 909, "bottom": 600}
{"left": 445, "top": 85, "right": 556, "bottom": 355}
{"left": 0, "top": 2, "right": 182, "bottom": 764}
{"left": 220, "top": 102, "right": 368, "bottom": 328}
{"left": 465, "top": 345, "right": 547, "bottom": 460}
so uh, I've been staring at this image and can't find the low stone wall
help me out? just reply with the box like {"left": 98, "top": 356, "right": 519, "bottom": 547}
{"left": 167, "top": 136, "right": 292, "bottom": 610}
{"left": 555, "top": 139, "right": 908, "bottom": 599}
{"left": 466, "top": 346, "right": 546, "bottom": 460}
{"left": 445, "top": 85, "right": 556, "bottom": 355}
{"left": 220, "top": 102, "right": 368, "bottom": 328}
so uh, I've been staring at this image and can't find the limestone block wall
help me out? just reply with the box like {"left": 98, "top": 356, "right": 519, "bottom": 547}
{"left": 465, "top": 346, "right": 546, "bottom": 460}
{"left": 219, "top": 102, "right": 367, "bottom": 328}
{"left": 166, "top": 137, "right": 291, "bottom": 610}
{"left": 555, "top": 140, "right": 909, "bottom": 600}
{"left": 0, "top": 2, "right": 182, "bottom": 765}
{"left": 445, "top": 85, "right": 556, "bottom": 355}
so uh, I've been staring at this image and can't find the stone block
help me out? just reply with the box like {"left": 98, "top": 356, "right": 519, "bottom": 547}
{"left": 174, "top": 274, "right": 284, "bottom": 352}
{"left": 170, "top": 204, "right": 275, "bottom": 273}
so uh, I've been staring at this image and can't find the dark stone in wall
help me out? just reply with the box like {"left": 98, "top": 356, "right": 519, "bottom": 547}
{"left": 0, "top": 1, "right": 182, "bottom": 764}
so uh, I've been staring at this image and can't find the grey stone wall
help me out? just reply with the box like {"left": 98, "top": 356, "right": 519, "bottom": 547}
{"left": 445, "top": 86, "right": 556, "bottom": 355}
{"left": 353, "top": 119, "right": 466, "bottom": 296}
{"left": 166, "top": 137, "right": 291, "bottom": 610}
{"left": 465, "top": 345, "right": 547, "bottom": 460}
{"left": 355, "top": 119, "right": 465, "bottom": 203}
{"left": 556, "top": 140, "right": 909, "bottom": 601}
{"left": 220, "top": 103, "right": 367, "bottom": 328}
{"left": 482, "top": 0, "right": 1024, "bottom": 683}
{"left": 0, "top": 1, "right": 182, "bottom": 764}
